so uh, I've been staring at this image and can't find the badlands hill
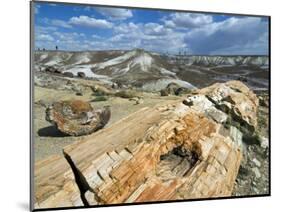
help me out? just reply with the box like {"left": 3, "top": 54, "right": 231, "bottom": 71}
{"left": 34, "top": 49, "right": 269, "bottom": 91}
{"left": 168, "top": 55, "right": 268, "bottom": 67}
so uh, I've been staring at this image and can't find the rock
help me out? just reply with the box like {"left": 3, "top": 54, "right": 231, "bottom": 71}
{"left": 229, "top": 126, "right": 243, "bottom": 148}
{"left": 45, "top": 66, "right": 58, "bottom": 73}
{"left": 259, "top": 95, "right": 269, "bottom": 107}
{"left": 253, "top": 158, "right": 261, "bottom": 167}
{"left": 91, "top": 85, "right": 113, "bottom": 96}
{"left": 129, "top": 97, "right": 144, "bottom": 105}
{"left": 35, "top": 99, "right": 48, "bottom": 107}
{"left": 166, "top": 82, "right": 180, "bottom": 93}
{"left": 175, "top": 87, "right": 192, "bottom": 96}
{"left": 45, "top": 100, "right": 111, "bottom": 136}
{"left": 63, "top": 72, "right": 74, "bottom": 78}
{"left": 75, "top": 92, "right": 83, "bottom": 96}
{"left": 160, "top": 82, "right": 186, "bottom": 96}
{"left": 160, "top": 89, "right": 169, "bottom": 96}
{"left": 135, "top": 98, "right": 144, "bottom": 105}
{"left": 253, "top": 187, "right": 259, "bottom": 194}
{"left": 260, "top": 136, "right": 269, "bottom": 149}
{"left": 77, "top": 72, "right": 86, "bottom": 78}
{"left": 111, "top": 82, "right": 118, "bottom": 89}
{"left": 252, "top": 167, "right": 261, "bottom": 179}
{"left": 129, "top": 97, "right": 139, "bottom": 102}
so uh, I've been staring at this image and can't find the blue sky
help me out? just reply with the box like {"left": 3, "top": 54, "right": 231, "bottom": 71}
{"left": 34, "top": 2, "right": 269, "bottom": 55}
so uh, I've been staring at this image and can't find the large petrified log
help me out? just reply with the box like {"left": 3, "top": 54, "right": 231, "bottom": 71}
{"left": 33, "top": 81, "right": 258, "bottom": 209}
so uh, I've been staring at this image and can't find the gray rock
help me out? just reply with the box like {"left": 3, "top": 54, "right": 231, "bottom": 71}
{"left": 160, "top": 89, "right": 169, "bottom": 96}
{"left": 111, "top": 83, "right": 118, "bottom": 89}
{"left": 253, "top": 158, "right": 261, "bottom": 167}
{"left": 135, "top": 99, "right": 144, "bottom": 105}
{"left": 230, "top": 126, "right": 243, "bottom": 148}
{"left": 75, "top": 92, "right": 83, "bottom": 96}
{"left": 260, "top": 136, "right": 269, "bottom": 149}
{"left": 77, "top": 72, "right": 86, "bottom": 78}
{"left": 206, "top": 107, "right": 228, "bottom": 123}
{"left": 252, "top": 167, "right": 261, "bottom": 179}
{"left": 35, "top": 99, "right": 48, "bottom": 108}
{"left": 253, "top": 187, "right": 259, "bottom": 194}
{"left": 45, "top": 66, "right": 58, "bottom": 73}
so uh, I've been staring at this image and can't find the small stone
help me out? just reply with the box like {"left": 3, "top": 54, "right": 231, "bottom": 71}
{"left": 252, "top": 167, "right": 261, "bottom": 179}
{"left": 260, "top": 136, "right": 269, "bottom": 149}
{"left": 75, "top": 92, "right": 83, "bottom": 96}
{"left": 111, "top": 82, "right": 118, "bottom": 89}
{"left": 35, "top": 99, "right": 48, "bottom": 107}
{"left": 135, "top": 99, "right": 144, "bottom": 105}
{"left": 77, "top": 72, "right": 86, "bottom": 78}
{"left": 129, "top": 97, "right": 139, "bottom": 102}
{"left": 253, "top": 187, "right": 259, "bottom": 194}
{"left": 230, "top": 126, "right": 243, "bottom": 148}
{"left": 160, "top": 89, "right": 169, "bottom": 96}
{"left": 252, "top": 158, "right": 261, "bottom": 167}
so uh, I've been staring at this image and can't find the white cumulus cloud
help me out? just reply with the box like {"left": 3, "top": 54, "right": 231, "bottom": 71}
{"left": 165, "top": 13, "right": 213, "bottom": 28}
{"left": 69, "top": 16, "right": 113, "bottom": 28}
{"left": 36, "top": 34, "right": 54, "bottom": 42}
{"left": 51, "top": 19, "right": 72, "bottom": 28}
{"left": 184, "top": 16, "right": 268, "bottom": 55}
{"left": 96, "top": 8, "right": 133, "bottom": 20}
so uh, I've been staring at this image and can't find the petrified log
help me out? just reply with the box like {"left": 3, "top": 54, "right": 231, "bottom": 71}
{"left": 34, "top": 155, "right": 83, "bottom": 208}
{"left": 45, "top": 100, "right": 111, "bottom": 136}
{"left": 34, "top": 81, "right": 258, "bottom": 209}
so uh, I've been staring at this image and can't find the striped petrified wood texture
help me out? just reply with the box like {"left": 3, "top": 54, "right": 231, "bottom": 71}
{"left": 34, "top": 80, "right": 258, "bottom": 209}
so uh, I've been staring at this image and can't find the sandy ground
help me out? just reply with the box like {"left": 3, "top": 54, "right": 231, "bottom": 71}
{"left": 33, "top": 85, "right": 181, "bottom": 161}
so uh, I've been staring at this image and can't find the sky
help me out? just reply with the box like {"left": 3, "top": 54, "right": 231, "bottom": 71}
{"left": 34, "top": 2, "right": 269, "bottom": 55}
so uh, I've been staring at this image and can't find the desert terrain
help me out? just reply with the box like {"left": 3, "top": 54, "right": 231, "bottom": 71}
{"left": 33, "top": 49, "right": 269, "bottom": 207}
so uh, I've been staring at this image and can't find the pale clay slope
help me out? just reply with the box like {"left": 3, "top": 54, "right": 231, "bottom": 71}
{"left": 34, "top": 49, "right": 269, "bottom": 91}
{"left": 35, "top": 50, "right": 186, "bottom": 90}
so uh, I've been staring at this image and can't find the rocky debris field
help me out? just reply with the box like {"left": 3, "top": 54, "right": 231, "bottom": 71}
{"left": 233, "top": 92, "right": 269, "bottom": 196}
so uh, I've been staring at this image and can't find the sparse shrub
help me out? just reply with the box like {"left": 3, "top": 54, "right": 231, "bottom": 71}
{"left": 63, "top": 72, "right": 74, "bottom": 78}
{"left": 91, "top": 96, "right": 108, "bottom": 102}
{"left": 242, "top": 132, "right": 261, "bottom": 145}
{"left": 115, "top": 90, "right": 139, "bottom": 98}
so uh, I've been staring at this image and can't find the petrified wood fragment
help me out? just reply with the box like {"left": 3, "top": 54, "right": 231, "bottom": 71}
{"left": 45, "top": 100, "right": 110, "bottom": 136}
{"left": 34, "top": 81, "right": 258, "bottom": 209}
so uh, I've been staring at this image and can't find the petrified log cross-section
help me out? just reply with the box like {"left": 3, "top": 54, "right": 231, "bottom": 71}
{"left": 34, "top": 81, "right": 258, "bottom": 209}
